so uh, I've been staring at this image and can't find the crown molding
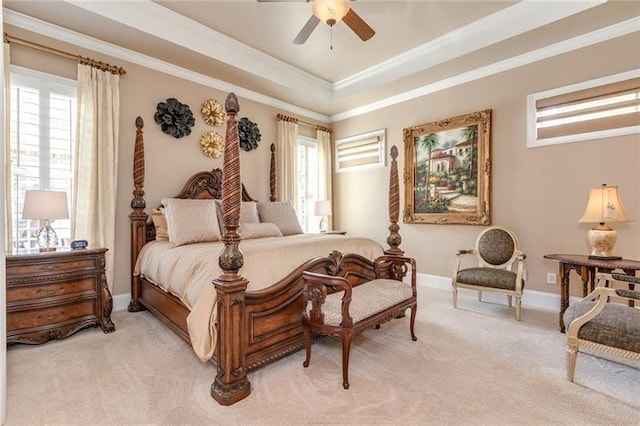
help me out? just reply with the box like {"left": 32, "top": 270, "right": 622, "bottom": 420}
{"left": 65, "top": 0, "right": 332, "bottom": 100}
{"left": 332, "top": 0, "right": 606, "bottom": 99}
{"left": 4, "top": 6, "right": 637, "bottom": 124}
{"left": 2, "top": 8, "right": 331, "bottom": 123}
{"left": 331, "top": 17, "right": 640, "bottom": 123}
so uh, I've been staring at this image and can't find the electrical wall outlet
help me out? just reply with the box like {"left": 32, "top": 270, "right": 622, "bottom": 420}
{"left": 546, "top": 272, "right": 557, "bottom": 285}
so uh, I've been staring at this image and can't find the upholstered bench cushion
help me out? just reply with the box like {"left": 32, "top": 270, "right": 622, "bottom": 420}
{"left": 310, "top": 279, "right": 413, "bottom": 327}
{"left": 456, "top": 268, "right": 518, "bottom": 290}
{"left": 564, "top": 301, "right": 640, "bottom": 353}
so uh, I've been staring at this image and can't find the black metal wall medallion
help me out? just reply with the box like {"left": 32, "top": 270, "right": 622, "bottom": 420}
{"left": 154, "top": 98, "right": 195, "bottom": 138}
{"left": 238, "top": 117, "right": 261, "bottom": 151}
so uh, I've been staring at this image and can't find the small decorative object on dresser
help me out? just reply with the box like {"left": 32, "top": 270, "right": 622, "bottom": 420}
{"left": 6, "top": 247, "right": 115, "bottom": 344}
{"left": 22, "top": 190, "right": 69, "bottom": 252}
{"left": 71, "top": 239, "right": 88, "bottom": 249}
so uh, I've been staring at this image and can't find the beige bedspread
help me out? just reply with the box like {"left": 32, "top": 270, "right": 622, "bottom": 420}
{"left": 134, "top": 234, "right": 384, "bottom": 361}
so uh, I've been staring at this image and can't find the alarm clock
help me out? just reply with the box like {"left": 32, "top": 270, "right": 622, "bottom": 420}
{"left": 71, "top": 240, "right": 88, "bottom": 249}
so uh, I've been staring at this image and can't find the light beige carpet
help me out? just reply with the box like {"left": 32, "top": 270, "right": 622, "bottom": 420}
{"left": 6, "top": 287, "right": 640, "bottom": 425}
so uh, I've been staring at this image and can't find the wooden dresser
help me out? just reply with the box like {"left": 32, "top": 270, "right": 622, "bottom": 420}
{"left": 6, "top": 247, "right": 115, "bottom": 344}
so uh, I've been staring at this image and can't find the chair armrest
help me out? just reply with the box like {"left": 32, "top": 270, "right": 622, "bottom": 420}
{"left": 374, "top": 255, "right": 417, "bottom": 293}
{"left": 611, "top": 273, "right": 640, "bottom": 285}
{"left": 302, "top": 271, "right": 353, "bottom": 326}
{"left": 566, "top": 286, "right": 613, "bottom": 338}
{"left": 516, "top": 251, "right": 527, "bottom": 261}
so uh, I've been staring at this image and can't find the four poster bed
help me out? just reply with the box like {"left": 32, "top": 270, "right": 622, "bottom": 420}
{"left": 128, "top": 93, "right": 404, "bottom": 405}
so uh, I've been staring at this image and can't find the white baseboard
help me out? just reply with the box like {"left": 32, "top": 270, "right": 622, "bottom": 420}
{"left": 113, "top": 293, "right": 132, "bottom": 312}
{"left": 417, "top": 272, "right": 579, "bottom": 312}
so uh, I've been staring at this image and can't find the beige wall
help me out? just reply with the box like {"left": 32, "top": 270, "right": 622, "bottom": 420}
{"left": 6, "top": 25, "right": 639, "bottom": 300}
{"left": 333, "top": 33, "right": 640, "bottom": 296}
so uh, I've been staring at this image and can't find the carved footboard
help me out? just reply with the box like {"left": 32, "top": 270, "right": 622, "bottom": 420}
{"left": 129, "top": 93, "right": 404, "bottom": 406}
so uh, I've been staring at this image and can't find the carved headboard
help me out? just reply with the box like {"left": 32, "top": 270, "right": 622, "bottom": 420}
{"left": 145, "top": 168, "right": 256, "bottom": 242}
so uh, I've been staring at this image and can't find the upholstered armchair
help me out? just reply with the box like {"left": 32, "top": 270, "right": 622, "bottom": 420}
{"left": 564, "top": 272, "right": 640, "bottom": 382}
{"left": 451, "top": 226, "right": 526, "bottom": 320}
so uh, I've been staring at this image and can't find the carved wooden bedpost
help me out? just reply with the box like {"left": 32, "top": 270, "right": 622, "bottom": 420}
{"left": 385, "top": 145, "right": 404, "bottom": 256}
{"left": 129, "top": 116, "right": 147, "bottom": 312}
{"left": 269, "top": 143, "right": 276, "bottom": 201}
{"left": 211, "top": 93, "right": 251, "bottom": 405}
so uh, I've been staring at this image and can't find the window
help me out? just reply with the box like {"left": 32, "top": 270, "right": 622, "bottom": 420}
{"left": 296, "top": 136, "right": 320, "bottom": 233}
{"left": 527, "top": 70, "right": 640, "bottom": 148}
{"left": 335, "top": 129, "right": 385, "bottom": 172}
{"left": 9, "top": 67, "right": 76, "bottom": 249}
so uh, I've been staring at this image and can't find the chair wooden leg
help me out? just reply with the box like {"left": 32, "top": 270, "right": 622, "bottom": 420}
{"left": 341, "top": 333, "right": 352, "bottom": 389}
{"left": 515, "top": 296, "right": 522, "bottom": 321}
{"left": 452, "top": 286, "right": 458, "bottom": 309}
{"left": 303, "top": 326, "right": 311, "bottom": 368}
{"left": 567, "top": 346, "right": 578, "bottom": 382}
{"left": 507, "top": 295, "right": 512, "bottom": 307}
{"left": 478, "top": 290, "right": 482, "bottom": 302}
{"left": 409, "top": 304, "right": 417, "bottom": 341}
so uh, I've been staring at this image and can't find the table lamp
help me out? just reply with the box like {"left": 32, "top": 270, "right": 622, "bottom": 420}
{"left": 578, "top": 184, "right": 631, "bottom": 260}
{"left": 314, "top": 200, "right": 332, "bottom": 233}
{"left": 22, "top": 190, "right": 69, "bottom": 252}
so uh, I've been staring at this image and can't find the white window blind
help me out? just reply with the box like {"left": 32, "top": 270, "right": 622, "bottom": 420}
{"left": 9, "top": 67, "right": 76, "bottom": 250}
{"left": 527, "top": 70, "right": 640, "bottom": 147}
{"left": 335, "top": 129, "right": 385, "bottom": 172}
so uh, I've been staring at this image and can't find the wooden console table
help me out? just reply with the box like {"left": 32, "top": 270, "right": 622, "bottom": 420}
{"left": 543, "top": 254, "right": 640, "bottom": 332}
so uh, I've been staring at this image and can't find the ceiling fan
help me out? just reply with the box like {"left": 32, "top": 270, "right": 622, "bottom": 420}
{"left": 258, "top": 0, "right": 375, "bottom": 45}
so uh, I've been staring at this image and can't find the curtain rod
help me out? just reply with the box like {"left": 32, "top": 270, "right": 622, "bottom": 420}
{"left": 277, "top": 113, "right": 332, "bottom": 133}
{"left": 3, "top": 33, "right": 126, "bottom": 76}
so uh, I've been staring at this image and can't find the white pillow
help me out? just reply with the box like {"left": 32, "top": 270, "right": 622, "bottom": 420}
{"left": 257, "top": 201, "right": 304, "bottom": 236}
{"left": 238, "top": 222, "right": 283, "bottom": 239}
{"left": 161, "top": 198, "right": 221, "bottom": 246}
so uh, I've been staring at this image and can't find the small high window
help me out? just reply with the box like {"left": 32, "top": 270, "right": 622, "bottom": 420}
{"left": 527, "top": 70, "right": 639, "bottom": 148}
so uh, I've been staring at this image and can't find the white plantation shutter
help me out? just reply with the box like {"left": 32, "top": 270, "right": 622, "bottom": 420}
{"left": 9, "top": 67, "right": 76, "bottom": 250}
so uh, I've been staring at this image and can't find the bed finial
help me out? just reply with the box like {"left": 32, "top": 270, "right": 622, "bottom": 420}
{"left": 131, "top": 116, "right": 146, "bottom": 209}
{"left": 385, "top": 145, "right": 404, "bottom": 256}
{"left": 270, "top": 143, "right": 276, "bottom": 202}
{"left": 225, "top": 92, "right": 239, "bottom": 114}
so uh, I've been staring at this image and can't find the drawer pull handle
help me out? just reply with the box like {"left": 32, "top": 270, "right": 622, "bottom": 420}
{"left": 36, "top": 311, "right": 64, "bottom": 321}
{"left": 35, "top": 286, "right": 64, "bottom": 296}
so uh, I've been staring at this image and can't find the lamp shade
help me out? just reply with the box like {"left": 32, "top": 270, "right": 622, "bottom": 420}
{"left": 578, "top": 185, "right": 631, "bottom": 224}
{"left": 22, "top": 190, "right": 69, "bottom": 220}
{"left": 313, "top": 0, "right": 350, "bottom": 25}
{"left": 314, "top": 200, "right": 332, "bottom": 217}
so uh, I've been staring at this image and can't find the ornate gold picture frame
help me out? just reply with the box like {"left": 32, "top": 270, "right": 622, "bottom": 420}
{"left": 403, "top": 109, "right": 492, "bottom": 225}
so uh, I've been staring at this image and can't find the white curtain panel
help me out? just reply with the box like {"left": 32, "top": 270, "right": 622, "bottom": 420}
{"left": 3, "top": 42, "right": 12, "bottom": 250}
{"left": 72, "top": 64, "right": 120, "bottom": 291}
{"left": 276, "top": 119, "right": 299, "bottom": 205}
{"left": 317, "top": 128, "right": 333, "bottom": 230}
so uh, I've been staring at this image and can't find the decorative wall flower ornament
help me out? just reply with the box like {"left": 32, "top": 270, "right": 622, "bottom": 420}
{"left": 238, "top": 117, "right": 261, "bottom": 151}
{"left": 201, "top": 98, "right": 226, "bottom": 126}
{"left": 200, "top": 131, "right": 224, "bottom": 158}
{"left": 154, "top": 98, "right": 195, "bottom": 138}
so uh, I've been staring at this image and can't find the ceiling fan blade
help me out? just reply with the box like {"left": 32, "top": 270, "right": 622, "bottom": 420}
{"left": 342, "top": 8, "right": 375, "bottom": 42}
{"left": 293, "top": 15, "right": 320, "bottom": 45}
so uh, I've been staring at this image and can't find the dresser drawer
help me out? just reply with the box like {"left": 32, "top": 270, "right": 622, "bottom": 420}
{"left": 7, "top": 256, "right": 98, "bottom": 278}
{"left": 7, "top": 299, "right": 97, "bottom": 332}
{"left": 7, "top": 277, "right": 98, "bottom": 302}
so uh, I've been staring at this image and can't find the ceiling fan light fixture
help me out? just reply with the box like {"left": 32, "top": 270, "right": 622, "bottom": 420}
{"left": 312, "top": 0, "right": 350, "bottom": 26}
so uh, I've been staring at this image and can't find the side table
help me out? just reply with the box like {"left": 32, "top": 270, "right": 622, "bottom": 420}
{"left": 543, "top": 254, "right": 640, "bottom": 332}
{"left": 6, "top": 247, "right": 115, "bottom": 344}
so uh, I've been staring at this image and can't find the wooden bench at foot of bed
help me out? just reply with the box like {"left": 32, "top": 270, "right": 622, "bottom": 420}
{"left": 128, "top": 93, "right": 404, "bottom": 405}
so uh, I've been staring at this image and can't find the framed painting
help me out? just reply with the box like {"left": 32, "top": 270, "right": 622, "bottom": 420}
{"left": 403, "top": 109, "right": 492, "bottom": 225}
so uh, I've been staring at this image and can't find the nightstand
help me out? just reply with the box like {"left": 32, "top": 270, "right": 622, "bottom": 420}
{"left": 6, "top": 247, "right": 115, "bottom": 344}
